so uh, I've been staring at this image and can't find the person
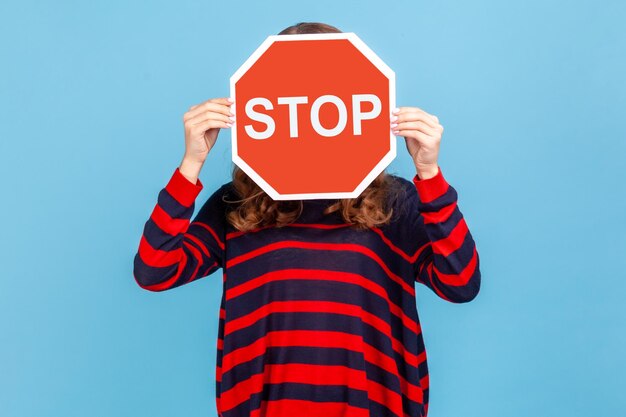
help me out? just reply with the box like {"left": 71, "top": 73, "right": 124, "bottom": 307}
{"left": 132, "top": 21, "right": 481, "bottom": 417}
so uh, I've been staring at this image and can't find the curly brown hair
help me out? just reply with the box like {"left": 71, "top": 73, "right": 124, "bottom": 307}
{"left": 225, "top": 22, "right": 406, "bottom": 233}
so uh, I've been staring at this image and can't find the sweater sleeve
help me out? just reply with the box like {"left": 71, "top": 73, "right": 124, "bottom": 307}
{"left": 132, "top": 167, "right": 226, "bottom": 292}
{"left": 411, "top": 166, "right": 481, "bottom": 303}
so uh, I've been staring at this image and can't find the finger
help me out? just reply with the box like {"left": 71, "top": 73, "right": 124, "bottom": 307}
{"left": 395, "top": 120, "right": 440, "bottom": 136}
{"left": 399, "top": 106, "right": 439, "bottom": 120}
{"left": 394, "top": 106, "right": 439, "bottom": 124}
{"left": 186, "top": 110, "right": 235, "bottom": 126}
{"left": 396, "top": 130, "right": 433, "bottom": 143}
{"left": 395, "top": 110, "right": 439, "bottom": 128}
{"left": 186, "top": 101, "right": 234, "bottom": 119}
{"left": 188, "top": 119, "right": 232, "bottom": 134}
{"left": 189, "top": 97, "right": 233, "bottom": 111}
{"left": 185, "top": 101, "right": 234, "bottom": 121}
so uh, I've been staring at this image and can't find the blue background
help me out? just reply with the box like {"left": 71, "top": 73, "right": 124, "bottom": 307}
{"left": 1, "top": 1, "right": 625, "bottom": 416}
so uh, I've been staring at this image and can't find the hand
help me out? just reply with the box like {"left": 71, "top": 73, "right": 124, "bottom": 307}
{"left": 391, "top": 106, "right": 444, "bottom": 179}
{"left": 182, "top": 97, "right": 236, "bottom": 164}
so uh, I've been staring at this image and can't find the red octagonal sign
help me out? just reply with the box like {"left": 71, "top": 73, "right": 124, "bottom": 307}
{"left": 230, "top": 33, "right": 396, "bottom": 200}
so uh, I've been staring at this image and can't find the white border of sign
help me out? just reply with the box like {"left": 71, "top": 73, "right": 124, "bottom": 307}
{"left": 230, "top": 32, "right": 396, "bottom": 201}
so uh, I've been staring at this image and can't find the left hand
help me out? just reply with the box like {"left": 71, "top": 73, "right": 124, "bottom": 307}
{"left": 391, "top": 106, "right": 444, "bottom": 179}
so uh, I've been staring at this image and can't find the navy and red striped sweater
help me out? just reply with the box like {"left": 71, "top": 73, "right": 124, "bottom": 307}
{"left": 133, "top": 165, "right": 481, "bottom": 417}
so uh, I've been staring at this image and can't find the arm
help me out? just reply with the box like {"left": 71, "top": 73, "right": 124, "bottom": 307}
{"left": 411, "top": 165, "right": 481, "bottom": 303}
{"left": 132, "top": 166, "right": 226, "bottom": 292}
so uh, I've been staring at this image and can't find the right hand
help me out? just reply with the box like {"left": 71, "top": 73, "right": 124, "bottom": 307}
{"left": 182, "top": 97, "right": 235, "bottom": 164}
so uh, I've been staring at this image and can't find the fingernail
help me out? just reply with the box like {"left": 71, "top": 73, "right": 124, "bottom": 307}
{"left": 392, "top": 108, "right": 400, "bottom": 114}
{"left": 229, "top": 117, "right": 236, "bottom": 122}
{"left": 390, "top": 123, "right": 398, "bottom": 128}
{"left": 228, "top": 97, "right": 235, "bottom": 103}
{"left": 226, "top": 122, "right": 233, "bottom": 127}
{"left": 390, "top": 115, "right": 398, "bottom": 122}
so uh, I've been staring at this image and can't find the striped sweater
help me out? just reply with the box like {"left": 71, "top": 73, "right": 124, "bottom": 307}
{"left": 133, "top": 165, "right": 481, "bottom": 417}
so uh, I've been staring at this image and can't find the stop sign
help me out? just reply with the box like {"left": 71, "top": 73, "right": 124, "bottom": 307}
{"left": 229, "top": 32, "right": 396, "bottom": 201}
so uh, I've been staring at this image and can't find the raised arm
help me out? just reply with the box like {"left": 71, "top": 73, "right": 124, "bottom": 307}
{"left": 133, "top": 96, "right": 235, "bottom": 291}
{"left": 411, "top": 166, "right": 481, "bottom": 303}
{"left": 132, "top": 166, "right": 226, "bottom": 291}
